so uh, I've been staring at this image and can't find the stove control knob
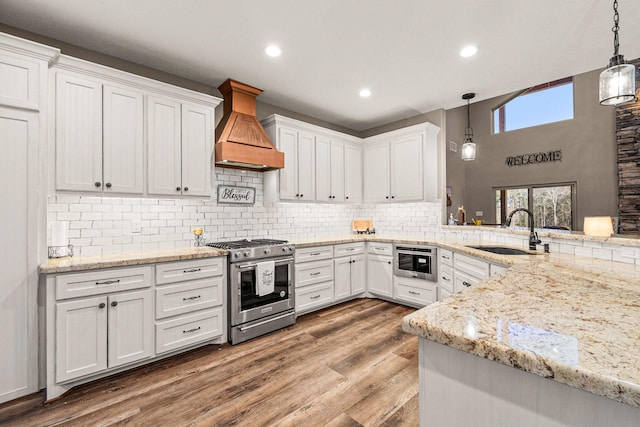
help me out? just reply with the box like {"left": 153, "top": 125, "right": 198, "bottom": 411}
{"left": 244, "top": 251, "right": 250, "bottom": 257}
{"left": 264, "top": 248, "right": 271, "bottom": 254}
{"left": 233, "top": 252, "right": 240, "bottom": 258}
{"left": 282, "top": 247, "right": 288, "bottom": 252}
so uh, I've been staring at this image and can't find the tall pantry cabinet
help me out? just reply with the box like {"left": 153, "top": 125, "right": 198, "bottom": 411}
{"left": 0, "top": 33, "right": 59, "bottom": 404}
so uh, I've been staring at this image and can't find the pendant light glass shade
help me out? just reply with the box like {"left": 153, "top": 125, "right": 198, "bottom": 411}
{"left": 599, "top": 62, "right": 636, "bottom": 105}
{"left": 461, "top": 92, "right": 476, "bottom": 161}
{"left": 461, "top": 141, "right": 476, "bottom": 161}
{"left": 599, "top": 0, "right": 637, "bottom": 106}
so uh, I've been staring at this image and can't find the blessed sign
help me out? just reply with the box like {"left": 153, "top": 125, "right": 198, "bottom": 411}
{"left": 505, "top": 150, "right": 562, "bottom": 167}
{"left": 217, "top": 185, "right": 256, "bottom": 204}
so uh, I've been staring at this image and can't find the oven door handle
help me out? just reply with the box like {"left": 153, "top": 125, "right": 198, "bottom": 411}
{"left": 235, "top": 257, "right": 294, "bottom": 270}
{"left": 237, "top": 263, "right": 258, "bottom": 269}
{"left": 239, "top": 312, "right": 294, "bottom": 332}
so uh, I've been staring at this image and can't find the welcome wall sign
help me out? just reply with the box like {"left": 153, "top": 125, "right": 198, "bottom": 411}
{"left": 505, "top": 150, "right": 562, "bottom": 167}
{"left": 217, "top": 185, "right": 256, "bottom": 204}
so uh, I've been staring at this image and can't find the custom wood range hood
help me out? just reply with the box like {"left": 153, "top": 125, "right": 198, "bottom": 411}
{"left": 214, "top": 79, "right": 284, "bottom": 171}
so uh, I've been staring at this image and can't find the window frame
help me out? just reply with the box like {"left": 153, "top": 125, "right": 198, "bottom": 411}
{"left": 492, "top": 77, "right": 574, "bottom": 134}
{"left": 494, "top": 182, "right": 577, "bottom": 230}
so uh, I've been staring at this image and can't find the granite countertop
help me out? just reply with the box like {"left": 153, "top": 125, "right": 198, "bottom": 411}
{"left": 40, "top": 246, "right": 227, "bottom": 274}
{"left": 402, "top": 258, "right": 640, "bottom": 407}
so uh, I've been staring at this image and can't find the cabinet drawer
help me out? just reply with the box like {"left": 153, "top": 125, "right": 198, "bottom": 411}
{"left": 296, "top": 281, "right": 334, "bottom": 313}
{"left": 453, "top": 270, "right": 483, "bottom": 293}
{"left": 55, "top": 266, "right": 152, "bottom": 300}
{"left": 155, "top": 277, "right": 223, "bottom": 319}
{"left": 155, "top": 258, "right": 224, "bottom": 285}
{"left": 439, "top": 265, "right": 454, "bottom": 293}
{"left": 394, "top": 277, "right": 437, "bottom": 306}
{"left": 155, "top": 308, "right": 223, "bottom": 354}
{"left": 439, "top": 249, "right": 453, "bottom": 267}
{"left": 295, "top": 259, "right": 334, "bottom": 287}
{"left": 367, "top": 242, "right": 393, "bottom": 256}
{"left": 454, "top": 253, "right": 489, "bottom": 280}
{"left": 295, "top": 245, "right": 334, "bottom": 263}
{"left": 334, "top": 242, "right": 365, "bottom": 257}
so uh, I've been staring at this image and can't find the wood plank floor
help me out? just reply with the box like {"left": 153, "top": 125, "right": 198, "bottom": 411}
{"left": 0, "top": 299, "right": 419, "bottom": 427}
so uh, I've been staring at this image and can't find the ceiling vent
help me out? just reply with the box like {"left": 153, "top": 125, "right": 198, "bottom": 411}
{"left": 214, "top": 79, "right": 284, "bottom": 171}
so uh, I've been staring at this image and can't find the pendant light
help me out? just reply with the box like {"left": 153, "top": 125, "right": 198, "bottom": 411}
{"left": 461, "top": 92, "right": 476, "bottom": 161}
{"left": 599, "top": 0, "right": 636, "bottom": 106}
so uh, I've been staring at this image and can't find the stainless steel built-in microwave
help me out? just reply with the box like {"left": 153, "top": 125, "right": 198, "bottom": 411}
{"left": 393, "top": 244, "right": 437, "bottom": 281}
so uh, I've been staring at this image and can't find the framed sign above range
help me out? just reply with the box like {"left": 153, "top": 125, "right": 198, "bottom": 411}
{"left": 217, "top": 185, "right": 256, "bottom": 204}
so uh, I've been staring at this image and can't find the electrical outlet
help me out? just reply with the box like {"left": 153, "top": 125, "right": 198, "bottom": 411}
{"left": 131, "top": 220, "right": 142, "bottom": 233}
{"left": 475, "top": 211, "right": 483, "bottom": 217}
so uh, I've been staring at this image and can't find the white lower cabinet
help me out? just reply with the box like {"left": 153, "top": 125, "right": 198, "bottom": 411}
{"left": 393, "top": 276, "right": 438, "bottom": 307}
{"left": 295, "top": 246, "right": 335, "bottom": 314}
{"left": 366, "top": 253, "right": 393, "bottom": 299}
{"left": 45, "top": 257, "right": 226, "bottom": 400}
{"left": 333, "top": 243, "right": 365, "bottom": 302}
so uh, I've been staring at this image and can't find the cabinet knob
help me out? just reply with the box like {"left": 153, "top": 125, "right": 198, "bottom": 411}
{"left": 391, "top": 196, "right": 395, "bottom": 199}
{"left": 295, "top": 194, "right": 299, "bottom": 197}
{"left": 94, "top": 182, "right": 102, "bottom": 188}
{"left": 300, "top": 194, "right": 304, "bottom": 198}
{"left": 105, "top": 182, "right": 112, "bottom": 188}
{"left": 345, "top": 196, "right": 349, "bottom": 199}
{"left": 176, "top": 186, "right": 181, "bottom": 191}
{"left": 385, "top": 196, "right": 389, "bottom": 199}
{"left": 463, "top": 281, "right": 471, "bottom": 287}
{"left": 111, "top": 301, "right": 118, "bottom": 307}
{"left": 184, "top": 187, "right": 189, "bottom": 192}
{"left": 388, "top": 261, "right": 391, "bottom": 264}
{"left": 98, "top": 303, "right": 105, "bottom": 309}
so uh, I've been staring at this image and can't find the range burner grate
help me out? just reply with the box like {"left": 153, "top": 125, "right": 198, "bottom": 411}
{"left": 205, "top": 238, "right": 288, "bottom": 250}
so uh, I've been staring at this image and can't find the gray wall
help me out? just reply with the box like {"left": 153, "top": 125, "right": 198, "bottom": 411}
{"left": 446, "top": 69, "right": 617, "bottom": 230}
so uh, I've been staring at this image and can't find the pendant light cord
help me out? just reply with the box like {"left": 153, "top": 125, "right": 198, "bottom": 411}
{"left": 465, "top": 98, "right": 473, "bottom": 143}
{"left": 612, "top": 0, "right": 620, "bottom": 57}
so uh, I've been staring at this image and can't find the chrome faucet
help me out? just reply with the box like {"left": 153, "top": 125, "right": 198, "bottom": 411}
{"left": 505, "top": 208, "right": 541, "bottom": 250}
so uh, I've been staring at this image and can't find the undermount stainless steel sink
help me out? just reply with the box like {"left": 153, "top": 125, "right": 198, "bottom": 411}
{"left": 467, "top": 246, "right": 538, "bottom": 255}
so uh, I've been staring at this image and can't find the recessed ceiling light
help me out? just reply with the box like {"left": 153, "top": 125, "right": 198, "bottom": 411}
{"left": 359, "top": 88, "right": 372, "bottom": 98}
{"left": 265, "top": 45, "right": 282, "bottom": 57}
{"left": 460, "top": 45, "right": 478, "bottom": 58}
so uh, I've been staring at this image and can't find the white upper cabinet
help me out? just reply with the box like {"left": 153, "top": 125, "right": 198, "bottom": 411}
{"left": 363, "top": 122, "right": 440, "bottom": 203}
{"left": 52, "top": 55, "right": 220, "bottom": 197}
{"left": 262, "top": 114, "right": 362, "bottom": 205}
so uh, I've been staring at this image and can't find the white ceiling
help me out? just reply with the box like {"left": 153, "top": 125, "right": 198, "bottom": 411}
{"left": 1, "top": 0, "right": 639, "bottom": 131}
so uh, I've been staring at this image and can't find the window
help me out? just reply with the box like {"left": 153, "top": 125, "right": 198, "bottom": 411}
{"left": 495, "top": 183, "right": 575, "bottom": 230}
{"left": 493, "top": 77, "right": 574, "bottom": 134}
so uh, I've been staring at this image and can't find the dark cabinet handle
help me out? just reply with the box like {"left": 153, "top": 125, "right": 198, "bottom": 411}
{"left": 408, "top": 291, "right": 420, "bottom": 296}
{"left": 295, "top": 194, "right": 299, "bottom": 197}
{"left": 442, "top": 276, "right": 450, "bottom": 281}
{"left": 183, "top": 268, "right": 202, "bottom": 273}
{"left": 94, "top": 182, "right": 102, "bottom": 188}
{"left": 98, "top": 303, "right": 106, "bottom": 309}
{"left": 184, "top": 187, "right": 189, "bottom": 192}
{"left": 463, "top": 281, "right": 472, "bottom": 287}
{"left": 176, "top": 186, "right": 181, "bottom": 191}
{"left": 111, "top": 301, "right": 118, "bottom": 307}
{"left": 391, "top": 196, "right": 395, "bottom": 199}
{"left": 105, "top": 182, "right": 112, "bottom": 188}
{"left": 300, "top": 194, "right": 304, "bottom": 198}
{"left": 385, "top": 196, "right": 389, "bottom": 199}
{"left": 182, "top": 295, "right": 201, "bottom": 301}
{"left": 96, "top": 279, "right": 120, "bottom": 285}
{"left": 183, "top": 326, "right": 201, "bottom": 334}
{"left": 310, "top": 295, "right": 321, "bottom": 300}
{"left": 345, "top": 196, "right": 349, "bottom": 199}
{"left": 387, "top": 261, "right": 392, "bottom": 264}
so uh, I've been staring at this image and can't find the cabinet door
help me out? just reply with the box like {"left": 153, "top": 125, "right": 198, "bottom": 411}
{"left": 390, "top": 135, "right": 423, "bottom": 201}
{"left": 108, "top": 289, "right": 153, "bottom": 368}
{"left": 0, "top": 108, "right": 38, "bottom": 402}
{"left": 351, "top": 254, "right": 366, "bottom": 295}
{"left": 147, "top": 95, "right": 182, "bottom": 195}
{"left": 363, "top": 143, "right": 390, "bottom": 202}
{"left": 315, "top": 135, "right": 331, "bottom": 202}
{"left": 55, "top": 73, "right": 103, "bottom": 192}
{"left": 344, "top": 143, "right": 362, "bottom": 203}
{"left": 0, "top": 53, "right": 40, "bottom": 110}
{"left": 56, "top": 296, "right": 108, "bottom": 382}
{"left": 278, "top": 126, "right": 298, "bottom": 200}
{"left": 330, "top": 140, "right": 345, "bottom": 202}
{"left": 334, "top": 257, "right": 352, "bottom": 301}
{"left": 103, "top": 85, "right": 144, "bottom": 194}
{"left": 453, "top": 270, "right": 482, "bottom": 293}
{"left": 367, "top": 255, "right": 393, "bottom": 298}
{"left": 297, "top": 131, "right": 315, "bottom": 201}
{"left": 181, "top": 103, "right": 213, "bottom": 196}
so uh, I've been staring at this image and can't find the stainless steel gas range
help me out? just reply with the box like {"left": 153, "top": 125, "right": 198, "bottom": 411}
{"left": 206, "top": 239, "right": 296, "bottom": 345}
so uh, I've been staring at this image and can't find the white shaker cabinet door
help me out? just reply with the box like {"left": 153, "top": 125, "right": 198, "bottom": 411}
{"left": 0, "top": 108, "right": 38, "bottom": 402}
{"left": 334, "top": 256, "right": 352, "bottom": 301}
{"left": 344, "top": 143, "right": 362, "bottom": 203}
{"left": 278, "top": 126, "right": 298, "bottom": 200}
{"left": 108, "top": 289, "right": 153, "bottom": 369}
{"left": 103, "top": 85, "right": 144, "bottom": 194}
{"left": 330, "top": 140, "right": 345, "bottom": 202}
{"left": 351, "top": 254, "right": 366, "bottom": 295}
{"left": 390, "top": 134, "right": 423, "bottom": 202}
{"left": 367, "top": 255, "right": 393, "bottom": 298}
{"left": 315, "top": 135, "right": 331, "bottom": 202}
{"left": 55, "top": 73, "right": 103, "bottom": 192}
{"left": 296, "top": 131, "right": 315, "bottom": 201}
{"left": 363, "top": 143, "right": 390, "bottom": 203}
{"left": 147, "top": 95, "right": 182, "bottom": 196}
{"left": 181, "top": 103, "right": 213, "bottom": 196}
{"left": 56, "top": 296, "right": 108, "bottom": 383}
